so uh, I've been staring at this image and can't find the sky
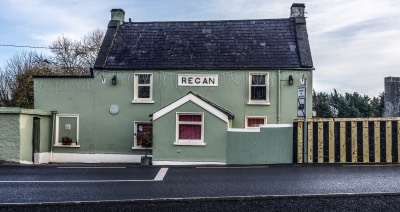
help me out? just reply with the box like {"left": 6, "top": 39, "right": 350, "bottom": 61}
{"left": 0, "top": 0, "right": 399, "bottom": 97}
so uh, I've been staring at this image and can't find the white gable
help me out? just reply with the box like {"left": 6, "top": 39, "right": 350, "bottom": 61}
{"left": 152, "top": 93, "right": 229, "bottom": 123}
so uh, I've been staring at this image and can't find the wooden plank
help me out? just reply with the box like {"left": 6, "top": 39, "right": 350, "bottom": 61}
{"left": 318, "top": 122, "right": 324, "bottom": 163}
{"left": 374, "top": 121, "right": 380, "bottom": 163}
{"left": 386, "top": 121, "right": 392, "bottom": 163}
{"left": 329, "top": 121, "right": 335, "bottom": 163}
{"left": 398, "top": 121, "right": 400, "bottom": 163}
{"left": 362, "top": 121, "right": 369, "bottom": 163}
{"left": 340, "top": 122, "right": 346, "bottom": 163}
{"left": 351, "top": 121, "right": 358, "bottom": 163}
{"left": 297, "top": 122, "right": 303, "bottom": 163}
{"left": 307, "top": 121, "right": 313, "bottom": 163}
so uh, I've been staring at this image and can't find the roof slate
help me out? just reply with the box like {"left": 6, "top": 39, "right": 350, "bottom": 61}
{"left": 95, "top": 17, "right": 313, "bottom": 70}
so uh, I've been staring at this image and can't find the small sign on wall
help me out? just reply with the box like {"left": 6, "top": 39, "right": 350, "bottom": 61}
{"left": 178, "top": 74, "right": 218, "bottom": 86}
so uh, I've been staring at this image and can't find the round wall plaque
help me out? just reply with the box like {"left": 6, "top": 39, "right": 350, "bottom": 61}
{"left": 109, "top": 105, "right": 119, "bottom": 115}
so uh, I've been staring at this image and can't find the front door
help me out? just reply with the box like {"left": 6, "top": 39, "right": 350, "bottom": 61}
{"left": 32, "top": 117, "right": 40, "bottom": 164}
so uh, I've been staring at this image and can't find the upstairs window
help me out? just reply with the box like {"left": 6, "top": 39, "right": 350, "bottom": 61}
{"left": 248, "top": 73, "right": 269, "bottom": 104}
{"left": 133, "top": 73, "right": 153, "bottom": 103}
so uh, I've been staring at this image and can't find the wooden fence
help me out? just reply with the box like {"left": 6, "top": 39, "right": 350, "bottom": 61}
{"left": 294, "top": 118, "right": 400, "bottom": 163}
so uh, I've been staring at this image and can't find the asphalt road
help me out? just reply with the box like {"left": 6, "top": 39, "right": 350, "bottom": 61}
{"left": 1, "top": 164, "right": 400, "bottom": 211}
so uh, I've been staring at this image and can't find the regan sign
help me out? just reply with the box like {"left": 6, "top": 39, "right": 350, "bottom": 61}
{"left": 178, "top": 74, "right": 218, "bottom": 86}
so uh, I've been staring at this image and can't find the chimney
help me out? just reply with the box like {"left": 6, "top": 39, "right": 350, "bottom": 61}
{"left": 111, "top": 9, "right": 125, "bottom": 24}
{"left": 291, "top": 3, "right": 305, "bottom": 17}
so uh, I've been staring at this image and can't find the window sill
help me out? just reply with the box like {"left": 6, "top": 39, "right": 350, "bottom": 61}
{"left": 132, "top": 100, "right": 154, "bottom": 104}
{"left": 247, "top": 101, "right": 271, "bottom": 105}
{"left": 173, "top": 142, "right": 206, "bottom": 146}
{"left": 54, "top": 144, "right": 80, "bottom": 148}
{"left": 132, "top": 147, "right": 153, "bottom": 150}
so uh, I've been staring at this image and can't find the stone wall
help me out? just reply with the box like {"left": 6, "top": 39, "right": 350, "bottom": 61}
{"left": 384, "top": 77, "right": 400, "bottom": 117}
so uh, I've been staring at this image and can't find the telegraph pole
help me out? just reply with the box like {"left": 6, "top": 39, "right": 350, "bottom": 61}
{"left": 297, "top": 76, "right": 307, "bottom": 163}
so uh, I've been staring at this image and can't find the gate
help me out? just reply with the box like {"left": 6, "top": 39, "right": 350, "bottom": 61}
{"left": 294, "top": 118, "right": 400, "bottom": 163}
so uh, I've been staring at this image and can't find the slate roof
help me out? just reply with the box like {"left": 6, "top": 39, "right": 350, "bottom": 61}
{"left": 95, "top": 15, "right": 313, "bottom": 70}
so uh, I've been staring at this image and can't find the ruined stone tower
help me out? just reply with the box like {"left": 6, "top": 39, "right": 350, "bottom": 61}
{"left": 384, "top": 77, "right": 400, "bottom": 117}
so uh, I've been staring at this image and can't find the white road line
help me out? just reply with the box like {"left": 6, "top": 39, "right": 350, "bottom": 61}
{"left": 0, "top": 180, "right": 155, "bottom": 183}
{"left": 196, "top": 166, "right": 269, "bottom": 169}
{"left": 57, "top": 167, "right": 126, "bottom": 169}
{"left": 154, "top": 168, "right": 169, "bottom": 181}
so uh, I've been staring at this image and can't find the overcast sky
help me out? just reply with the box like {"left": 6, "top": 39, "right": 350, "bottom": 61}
{"left": 0, "top": 0, "right": 399, "bottom": 97}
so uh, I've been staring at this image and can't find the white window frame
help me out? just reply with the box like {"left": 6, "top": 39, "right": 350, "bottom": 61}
{"left": 133, "top": 73, "right": 154, "bottom": 103}
{"left": 248, "top": 72, "right": 270, "bottom": 105}
{"left": 174, "top": 112, "right": 205, "bottom": 146}
{"left": 54, "top": 114, "right": 80, "bottom": 147}
{"left": 133, "top": 121, "right": 152, "bottom": 150}
{"left": 245, "top": 116, "right": 267, "bottom": 128}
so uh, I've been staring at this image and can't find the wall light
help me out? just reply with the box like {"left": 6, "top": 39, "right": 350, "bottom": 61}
{"left": 288, "top": 75, "right": 294, "bottom": 85}
{"left": 112, "top": 75, "right": 117, "bottom": 85}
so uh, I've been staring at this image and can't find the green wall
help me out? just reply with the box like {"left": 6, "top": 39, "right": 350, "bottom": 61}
{"left": 0, "top": 113, "right": 20, "bottom": 163}
{"left": 34, "top": 70, "right": 312, "bottom": 157}
{"left": 152, "top": 101, "right": 228, "bottom": 162}
{"left": 0, "top": 108, "right": 52, "bottom": 163}
{"left": 227, "top": 125, "right": 293, "bottom": 164}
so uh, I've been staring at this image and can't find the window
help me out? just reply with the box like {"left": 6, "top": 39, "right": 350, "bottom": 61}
{"left": 175, "top": 113, "right": 205, "bottom": 145}
{"left": 245, "top": 116, "right": 267, "bottom": 128}
{"left": 133, "top": 122, "right": 152, "bottom": 149}
{"left": 133, "top": 73, "right": 153, "bottom": 103}
{"left": 248, "top": 73, "right": 269, "bottom": 104}
{"left": 55, "top": 114, "right": 80, "bottom": 147}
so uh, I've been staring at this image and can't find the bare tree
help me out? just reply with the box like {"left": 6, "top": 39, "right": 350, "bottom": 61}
{"left": 0, "top": 29, "right": 105, "bottom": 108}
{"left": 0, "top": 51, "right": 55, "bottom": 108}
{"left": 49, "top": 29, "right": 105, "bottom": 75}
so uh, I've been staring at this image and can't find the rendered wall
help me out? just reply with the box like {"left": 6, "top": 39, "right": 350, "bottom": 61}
{"left": 0, "top": 108, "right": 52, "bottom": 163}
{"left": 0, "top": 113, "right": 20, "bottom": 163}
{"left": 152, "top": 101, "right": 228, "bottom": 163}
{"left": 34, "top": 70, "right": 311, "bottom": 159}
{"left": 227, "top": 125, "right": 293, "bottom": 164}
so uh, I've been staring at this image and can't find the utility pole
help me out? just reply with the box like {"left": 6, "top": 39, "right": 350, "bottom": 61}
{"left": 297, "top": 76, "right": 307, "bottom": 163}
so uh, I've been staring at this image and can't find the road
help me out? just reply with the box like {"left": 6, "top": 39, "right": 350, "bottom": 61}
{"left": 1, "top": 164, "right": 400, "bottom": 210}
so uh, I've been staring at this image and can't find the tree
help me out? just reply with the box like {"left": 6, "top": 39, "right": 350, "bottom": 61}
{"left": 371, "top": 92, "right": 384, "bottom": 117}
{"left": 0, "top": 52, "right": 55, "bottom": 108}
{"left": 0, "top": 29, "right": 105, "bottom": 108}
{"left": 313, "top": 89, "right": 383, "bottom": 118}
{"left": 312, "top": 90, "right": 333, "bottom": 118}
{"left": 49, "top": 29, "right": 104, "bottom": 75}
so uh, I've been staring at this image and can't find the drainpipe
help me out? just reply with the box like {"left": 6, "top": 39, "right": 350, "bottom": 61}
{"left": 277, "top": 70, "right": 281, "bottom": 124}
{"left": 50, "top": 111, "right": 57, "bottom": 163}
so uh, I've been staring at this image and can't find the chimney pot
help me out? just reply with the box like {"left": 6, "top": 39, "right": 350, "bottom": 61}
{"left": 291, "top": 3, "right": 305, "bottom": 17}
{"left": 111, "top": 9, "right": 125, "bottom": 24}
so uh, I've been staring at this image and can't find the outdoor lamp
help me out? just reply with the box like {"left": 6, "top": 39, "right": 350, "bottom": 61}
{"left": 288, "top": 75, "right": 294, "bottom": 85}
{"left": 112, "top": 75, "right": 117, "bottom": 85}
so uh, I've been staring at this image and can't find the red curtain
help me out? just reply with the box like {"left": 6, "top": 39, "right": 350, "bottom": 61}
{"left": 248, "top": 118, "right": 264, "bottom": 127}
{"left": 178, "top": 115, "right": 202, "bottom": 140}
{"left": 179, "top": 125, "right": 201, "bottom": 139}
{"left": 179, "top": 115, "right": 201, "bottom": 122}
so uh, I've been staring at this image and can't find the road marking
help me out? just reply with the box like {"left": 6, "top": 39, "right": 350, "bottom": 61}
{"left": 342, "top": 164, "right": 400, "bottom": 167}
{"left": 0, "top": 168, "right": 169, "bottom": 183}
{"left": 57, "top": 167, "right": 126, "bottom": 169}
{"left": 0, "top": 180, "right": 156, "bottom": 183}
{"left": 154, "top": 168, "right": 168, "bottom": 181}
{"left": 196, "top": 166, "right": 268, "bottom": 169}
